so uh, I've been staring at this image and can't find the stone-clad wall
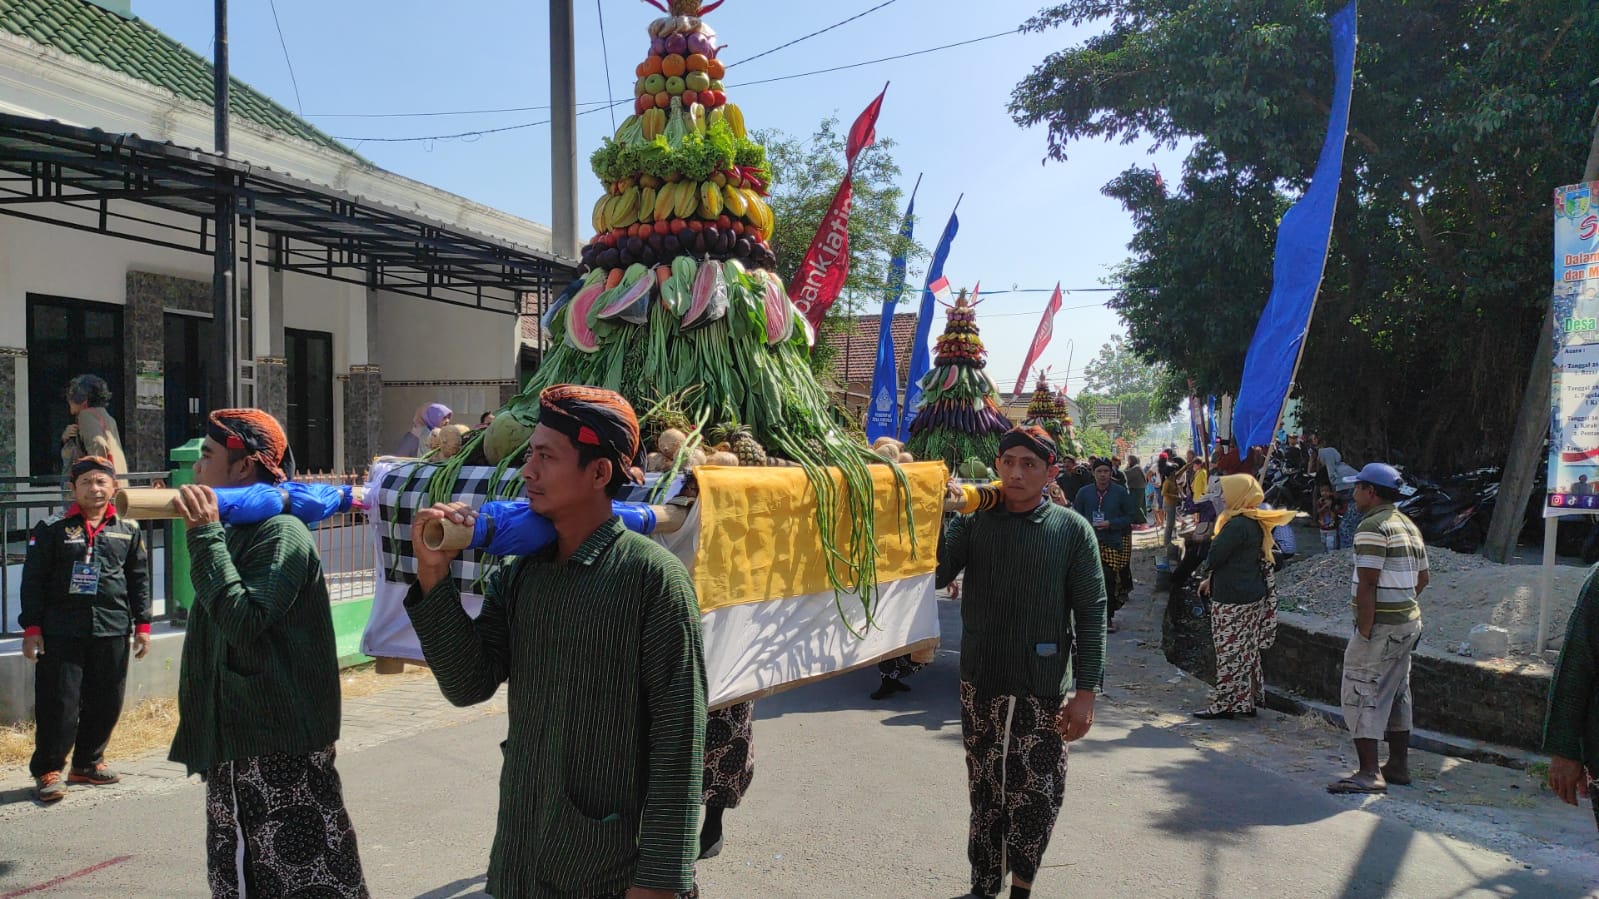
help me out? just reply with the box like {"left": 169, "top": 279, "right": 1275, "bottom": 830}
{"left": 125, "top": 272, "right": 209, "bottom": 471}
{"left": 1262, "top": 612, "right": 1551, "bottom": 751}
{"left": 342, "top": 365, "right": 383, "bottom": 472}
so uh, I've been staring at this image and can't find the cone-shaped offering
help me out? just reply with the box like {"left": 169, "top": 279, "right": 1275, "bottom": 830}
{"left": 905, "top": 289, "right": 1012, "bottom": 469}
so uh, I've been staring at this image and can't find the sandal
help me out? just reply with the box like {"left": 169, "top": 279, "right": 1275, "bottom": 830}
{"left": 1326, "top": 775, "right": 1386, "bottom": 795}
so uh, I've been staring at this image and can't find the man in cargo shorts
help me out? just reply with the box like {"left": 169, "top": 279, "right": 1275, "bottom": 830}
{"left": 1327, "top": 462, "right": 1428, "bottom": 794}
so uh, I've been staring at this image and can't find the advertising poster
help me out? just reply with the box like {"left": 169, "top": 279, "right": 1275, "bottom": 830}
{"left": 1546, "top": 181, "right": 1599, "bottom": 512}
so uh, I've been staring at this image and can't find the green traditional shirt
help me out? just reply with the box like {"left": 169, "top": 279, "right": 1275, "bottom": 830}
{"left": 937, "top": 499, "right": 1107, "bottom": 697}
{"left": 405, "top": 516, "right": 706, "bottom": 899}
{"left": 169, "top": 516, "right": 343, "bottom": 776}
{"left": 1543, "top": 568, "right": 1599, "bottom": 772}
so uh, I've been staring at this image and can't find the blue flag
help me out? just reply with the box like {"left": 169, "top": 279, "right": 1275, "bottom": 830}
{"left": 901, "top": 202, "right": 960, "bottom": 440}
{"left": 1231, "top": 1, "right": 1357, "bottom": 452}
{"left": 866, "top": 190, "right": 917, "bottom": 443}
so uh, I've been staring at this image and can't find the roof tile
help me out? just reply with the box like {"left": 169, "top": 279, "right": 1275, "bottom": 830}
{"left": 0, "top": 0, "right": 354, "bottom": 157}
{"left": 820, "top": 312, "right": 919, "bottom": 387}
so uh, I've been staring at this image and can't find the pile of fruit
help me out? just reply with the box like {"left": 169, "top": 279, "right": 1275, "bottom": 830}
{"left": 905, "top": 289, "right": 1013, "bottom": 468}
{"left": 1053, "top": 388, "right": 1083, "bottom": 458}
{"left": 423, "top": 0, "right": 915, "bottom": 629}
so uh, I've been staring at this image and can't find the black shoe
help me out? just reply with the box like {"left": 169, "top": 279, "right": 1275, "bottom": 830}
{"left": 870, "top": 677, "right": 898, "bottom": 700}
{"left": 697, "top": 835, "right": 724, "bottom": 860}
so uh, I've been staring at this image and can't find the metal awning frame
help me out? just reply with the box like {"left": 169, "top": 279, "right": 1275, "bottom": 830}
{"left": 0, "top": 114, "right": 578, "bottom": 313}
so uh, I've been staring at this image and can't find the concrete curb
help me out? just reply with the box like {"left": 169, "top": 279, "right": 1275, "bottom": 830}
{"left": 1264, "top": 688, "right": 1546, "bottom": 771}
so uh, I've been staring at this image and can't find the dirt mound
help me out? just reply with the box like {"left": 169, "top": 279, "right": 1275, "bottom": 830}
{"left": 1276, "top": 547, "right": 1588, "bottom": 660}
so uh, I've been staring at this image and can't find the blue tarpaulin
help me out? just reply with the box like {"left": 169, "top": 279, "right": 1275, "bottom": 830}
{"left": 866, "top": 190, "right": 917, "bottom": 443}
{"left": 1231, "top": 1, "right": 1358, "bottom": 452}
{"left": 900, "top": 203, "right": 959, "bottom": 441}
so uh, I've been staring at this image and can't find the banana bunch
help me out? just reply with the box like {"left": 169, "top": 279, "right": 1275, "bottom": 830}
{"left": 640, "top": 108, "right": 668, "bottom": 141}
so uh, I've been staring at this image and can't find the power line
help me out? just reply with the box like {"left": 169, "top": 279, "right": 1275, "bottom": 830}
{"left": 305, "top": 100, "right": 615, "bottom": 119}
{"left": 726, "top": 0, "right": 899, "bottom": 69}
{"left": 596, "top": 0, "right": 618, "bottom": 131}
{"left": 328, "top": 29, "right": 1019, "bottom": 143}
{"left": 267, "top": 0, "right": 304, "bottom": 114}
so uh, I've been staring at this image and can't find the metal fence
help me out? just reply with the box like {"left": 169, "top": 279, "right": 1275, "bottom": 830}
{"left": 298, "top": 470, "right": 377, "bottom": 603}
{"left": 1, "top": 469, "right": 375, "bottom": 637}
{"left": 2, "top": 471, "right": 175, "bottom": 637}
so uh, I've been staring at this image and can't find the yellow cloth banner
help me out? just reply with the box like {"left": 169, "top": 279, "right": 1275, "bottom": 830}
{"left": 691, "top": 462, "right": 947, "bottom": 612}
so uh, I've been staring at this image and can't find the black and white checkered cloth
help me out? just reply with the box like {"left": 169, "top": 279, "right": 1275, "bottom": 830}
{"left": 371, "top": 462, "right": 525, "bottom": 596}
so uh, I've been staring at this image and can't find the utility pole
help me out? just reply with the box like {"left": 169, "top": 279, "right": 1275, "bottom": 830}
{"left": 1484, "top": 102, "right": 1599, "bottom": 561}
{"left": 549, "top": 0, "right": 580, "bottom": 260}
{"left": 210, "top": 0, "right": 238, "bottom": 412}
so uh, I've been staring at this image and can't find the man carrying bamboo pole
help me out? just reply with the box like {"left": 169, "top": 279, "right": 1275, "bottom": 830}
{"left": 168, "top": 409, "right": 369, "bottom": 897}
{"left": 940, "top": 425, "right": 1108, "bottom": 899}
{"left": 408, "top": 385, "right": 705, "bottom": 899}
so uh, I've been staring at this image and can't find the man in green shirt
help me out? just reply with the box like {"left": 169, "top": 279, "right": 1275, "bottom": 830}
{"left": 1328, "top": 462, "right": 1428, "bottom": 795}
{"left": 941, "top": 426, "right": 1107, "bottom": 899}
{"left": 1543, "top": 569, "right": 1599, "bottom": 831}
{"left": 169, "top": 409, "right": 368, "bottom": 898}
{"left": 408, "top": 385, "right": 705, "bottom": 899}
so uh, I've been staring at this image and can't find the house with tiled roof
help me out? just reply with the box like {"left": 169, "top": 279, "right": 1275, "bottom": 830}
{"left": 817, "top": 311, "right": 919, "bottom": 421}
{"left": 0, "top": 0, "right": 574, "bottom": 483}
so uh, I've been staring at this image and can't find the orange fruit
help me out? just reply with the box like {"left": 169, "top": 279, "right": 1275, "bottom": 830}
{"left": 662, "top": 54, "right": 686, "bottom": 77}
{"left": 643, "top": 56, "right": 664, "bottom": 76}
{"left": 706, "top": 58, "right": 725, "bottom": 80}
{"left": 686, "top": 53, "right": 710, "bottom": 73}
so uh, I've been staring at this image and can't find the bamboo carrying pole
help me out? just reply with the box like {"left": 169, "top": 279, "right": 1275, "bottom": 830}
{"left": 113, "top": 488, "right": 182, "bottom": 519}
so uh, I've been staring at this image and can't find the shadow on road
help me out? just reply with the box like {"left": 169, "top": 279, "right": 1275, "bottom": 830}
{"left": 1072, "top": 723, "right": 1588, "bottom": 897}
{"left": 0, "top": 786, "right": 38, "bottom": 808}
{"left": 414, "top": 873, "right": 488, "bottom": 898}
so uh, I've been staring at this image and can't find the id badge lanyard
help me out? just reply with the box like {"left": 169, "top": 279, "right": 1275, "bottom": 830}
{"left": 70, "top": 515, "right": 109, "bottom": 596}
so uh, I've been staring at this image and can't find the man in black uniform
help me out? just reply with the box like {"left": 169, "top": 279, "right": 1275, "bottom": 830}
{"left": 20, "top": 455, "right": 151, "bottom": 802}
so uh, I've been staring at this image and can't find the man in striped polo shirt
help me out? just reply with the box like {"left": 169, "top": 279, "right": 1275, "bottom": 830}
{"left": 1328, "top": 462, "right": 1429, "bottom": 795}
{"left": 409, "top": 386, "right": 704, "bottom": 899}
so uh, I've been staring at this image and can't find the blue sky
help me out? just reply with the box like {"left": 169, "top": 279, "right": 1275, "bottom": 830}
{"left": 138, "top": 0, "right": 1186, "bottom": 398}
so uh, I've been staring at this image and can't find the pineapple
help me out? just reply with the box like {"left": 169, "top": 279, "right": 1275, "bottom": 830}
{"left": 731, "top": 427, "right": 768, "bottom": 467}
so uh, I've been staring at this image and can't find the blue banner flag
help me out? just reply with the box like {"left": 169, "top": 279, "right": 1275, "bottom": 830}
{"left": 866, "top": 188, "right": 918, "bottom": 443}
{"left": 900, "top": 200, "right": 960, "bottom": 440}
{"left": 1231, "top": 1, "right": 1357, "bottom": 452}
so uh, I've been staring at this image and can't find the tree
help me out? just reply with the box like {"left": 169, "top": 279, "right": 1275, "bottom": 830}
{"left": 1078, "top": 334, "right": 1180, "bottom": 438}
{"left": 755, "top": 118, "right": 925, "bottom": 380}
{"left": 1009, "top": 0, "right": 1599, "bottom": 474}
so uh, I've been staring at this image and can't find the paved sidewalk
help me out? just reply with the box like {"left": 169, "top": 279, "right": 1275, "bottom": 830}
{"left": 0, "top": 671, "right": 499, "bottom": 821}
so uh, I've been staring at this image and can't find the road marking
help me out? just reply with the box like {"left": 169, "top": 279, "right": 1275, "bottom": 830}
{"left": 1, "top": 855, "right": 133, "bottom": 898}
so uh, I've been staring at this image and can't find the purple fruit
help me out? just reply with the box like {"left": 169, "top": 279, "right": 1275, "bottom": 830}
{"left": 650, "top": 37, "right": 665, "bottom": 55}
{"left": 735, "top": 237, "right": 752, "bottom": 258}
{"left": 618, "top": 247, "right": 636, "bottom": 267}
{"left": 641, "top": 244, "right": 658, "bottom": 266}
{"left": 686, "top": 33, "right": 713, "bottom": 57}
{"left": 663, "top": 234, "right": 683, "bottom": 254}
{"left": 691, "top": 232, "right": 707, "bottom": 254}
{"left": 626, "top": 235, "right": 645, "bottom": 256}
{"left": 597, "top": 248, "right": 620, "bottom": 269}
{"left": 648, "top": 233, "right": 666, "bottom": 254}
{"left": 703, "top": 225, "right": 722, "bottom": 247}
{"left": 665, "top": 33, "right": 687, "bottom": 55}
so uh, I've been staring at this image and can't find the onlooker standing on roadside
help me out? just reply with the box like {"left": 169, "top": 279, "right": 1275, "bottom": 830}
{"left": 1328, "top": 463, "right": 1428, "bottom": 795}
{"left": 1125, "top": 455, "right": 1147, "bottom": 530}
{"left": 1315, "top": 484, "right": 1345, "bottom": 551}
{"left": 1159, "top": 453, "right": 1184, "bottom": 565}
{"left": 1542, "top": 568, "right": 1599, "bottom": 831}
{"left": 19, "top": 456, "right": 150, "bottom": 802}
{"left": 60, "top": 374, "right": 128, "bottom": 480}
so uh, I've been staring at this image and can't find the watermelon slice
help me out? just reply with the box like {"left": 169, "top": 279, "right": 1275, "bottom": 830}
{"left": 941, "top": 367, "right": 959, "bottom": 391}
{"left": 683, "top": 257, "right": 729, "bottom": 329}
{"left": 564, "top": 279, "right": 607, "bottom": 352}
{"left": 761, "top": 274, "right": 792, "bottom": 345}
{"left": 596, "top": 264, "right": 654, "bottom": 325}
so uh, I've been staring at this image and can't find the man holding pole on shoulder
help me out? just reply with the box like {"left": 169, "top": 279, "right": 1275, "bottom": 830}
{"left": 940, "top": 425, "right": 1107, "bottom": 899}
{"left": 168, "top": 409, "right": 369, "bottom": 898}
{"left": 407, "top": 384, "right": 705, "bottom": 899}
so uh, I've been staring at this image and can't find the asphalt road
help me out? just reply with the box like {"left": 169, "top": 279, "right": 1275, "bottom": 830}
{"left": 1, "top": 598, "right": 1596, "bottom": 898}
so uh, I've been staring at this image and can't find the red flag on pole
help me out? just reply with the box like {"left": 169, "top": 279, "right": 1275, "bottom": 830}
{"left": 790, "top": 85, "right": 888, "bottom": 331}
{"left": 1010, "top": 283, "right": 1063, "bottom": 401}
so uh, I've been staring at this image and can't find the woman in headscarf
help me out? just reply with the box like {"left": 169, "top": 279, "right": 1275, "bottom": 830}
{"left": 396, "top": 403, "right": 452, "bottom": 456}
{"left": 1194, "top": 474, "right": 1296, "bottom": 720}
